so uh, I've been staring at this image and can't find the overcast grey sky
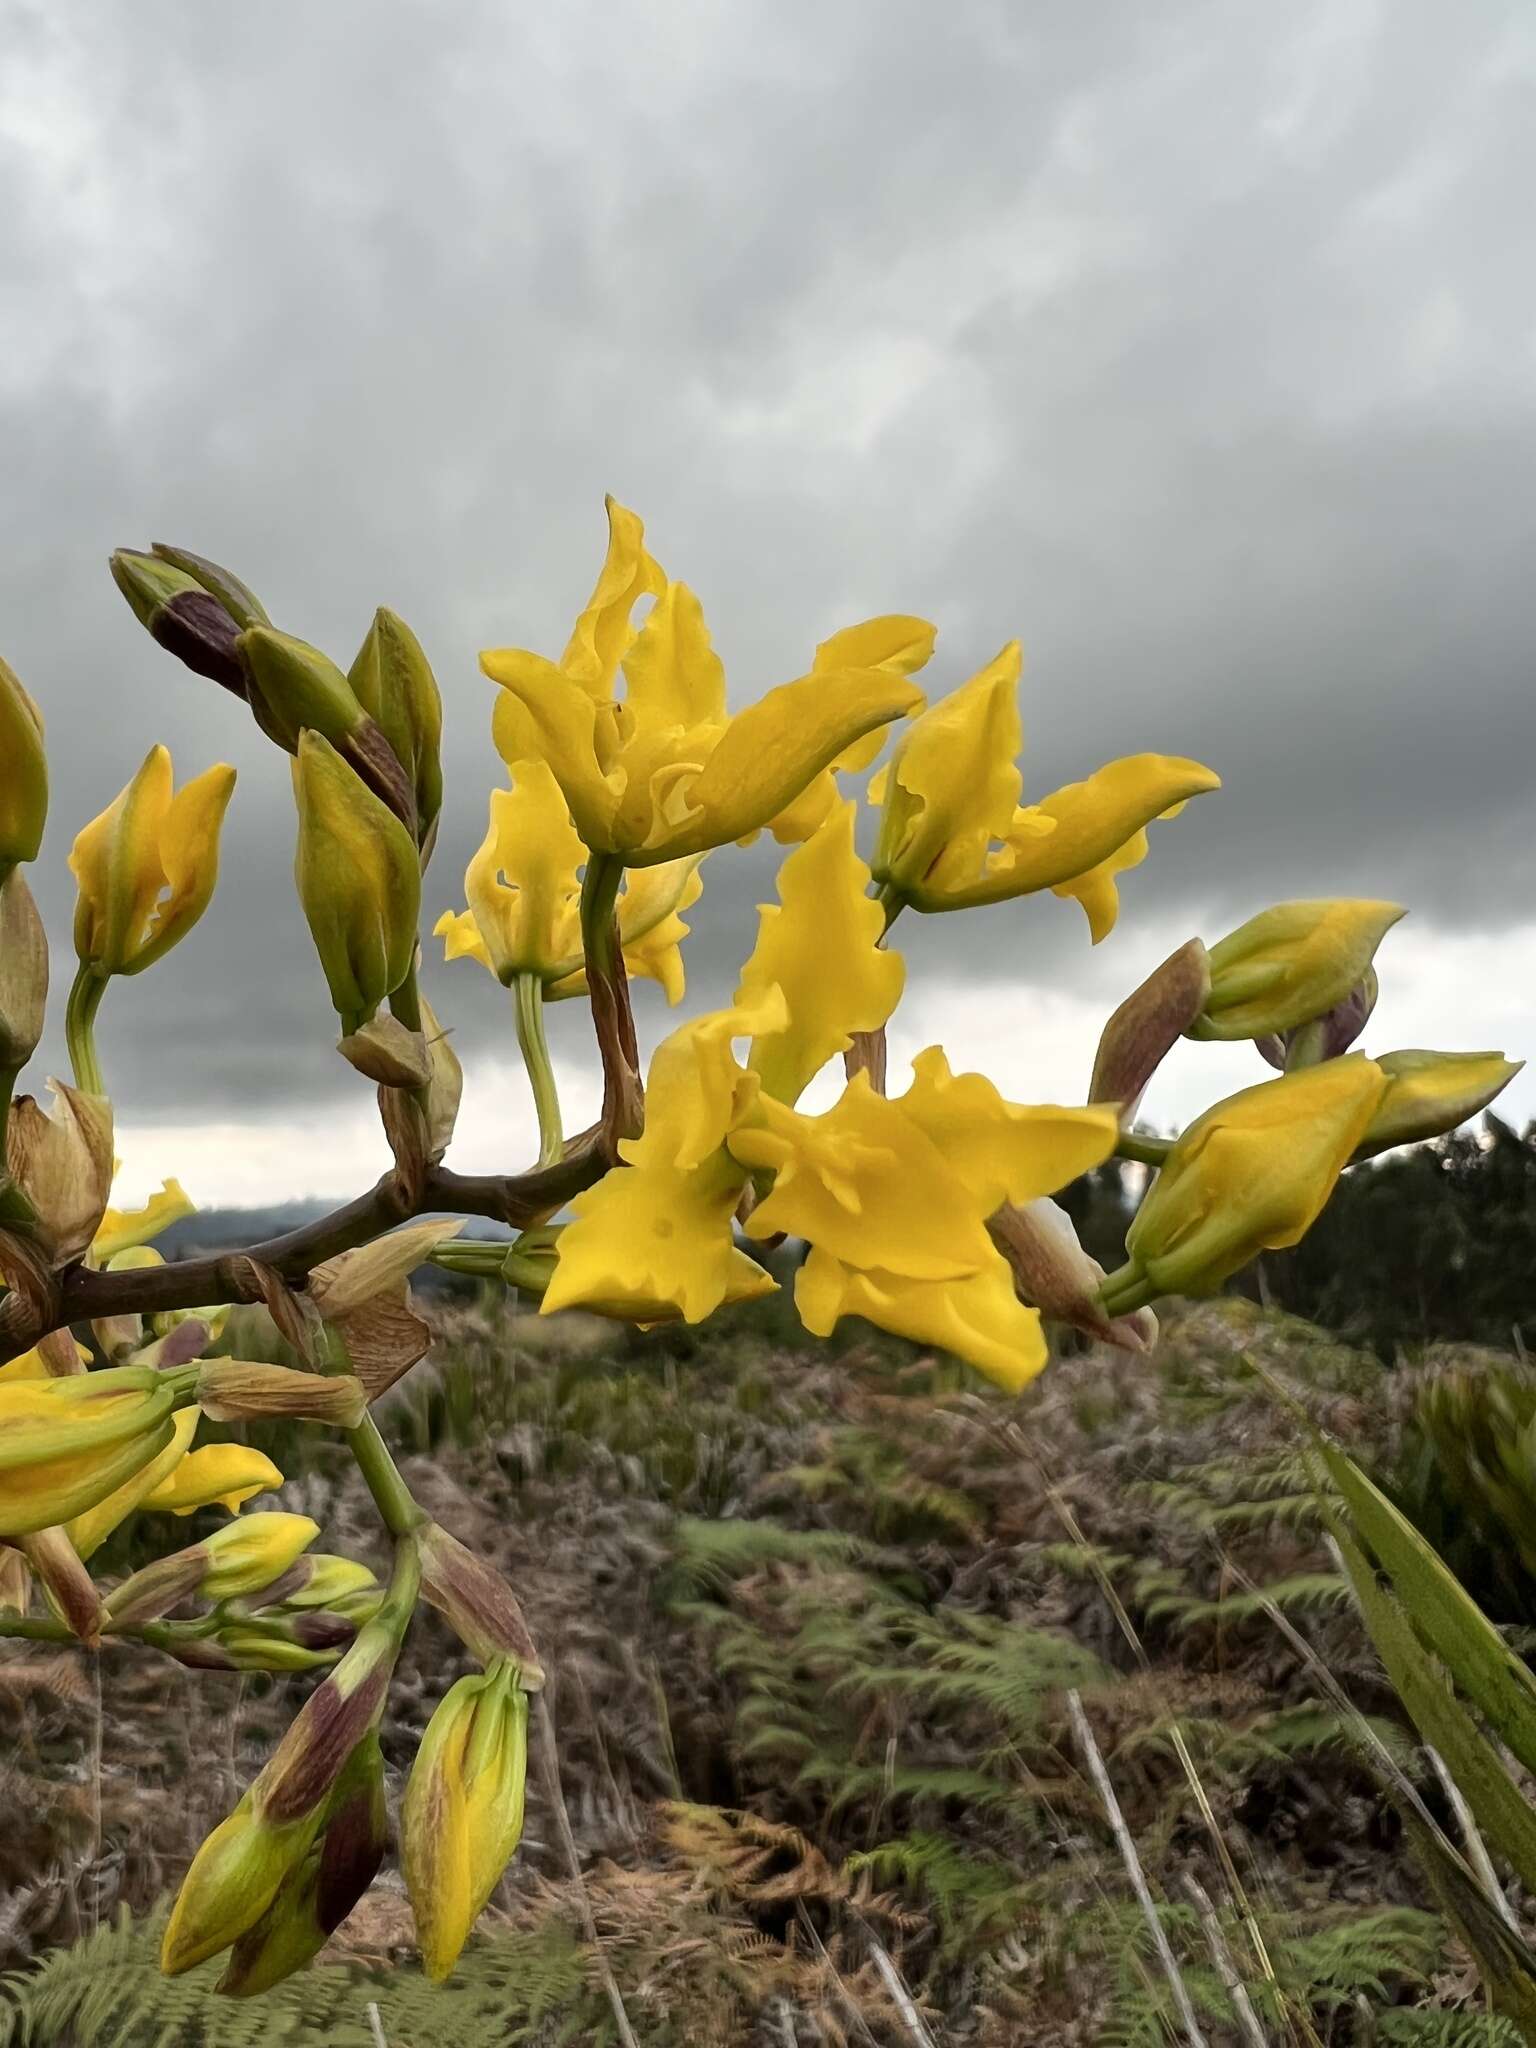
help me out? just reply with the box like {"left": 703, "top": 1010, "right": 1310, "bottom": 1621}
{"left": 3, "top": 0, "right": 1532, "bottom": 1204}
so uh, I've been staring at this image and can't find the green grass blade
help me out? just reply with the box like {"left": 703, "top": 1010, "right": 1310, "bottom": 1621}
{"left": 1332, "top": 1517, "right": 1536, "bottom": 1901}
{"left": 1315, "top": 1434, "right": 1536, "bottom": 1778}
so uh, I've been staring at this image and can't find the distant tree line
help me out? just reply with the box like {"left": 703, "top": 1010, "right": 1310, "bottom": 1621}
{"left": 1058, "top": 1117, "right": 1536, "bottom": 1358}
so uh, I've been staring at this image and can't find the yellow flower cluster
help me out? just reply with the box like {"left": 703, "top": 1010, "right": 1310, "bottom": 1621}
{"left": 0, "top": 496, "right": 1520, "bottom": 2002}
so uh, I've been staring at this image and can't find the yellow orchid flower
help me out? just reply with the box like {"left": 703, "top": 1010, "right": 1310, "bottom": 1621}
{"left": 402, "top": 1660, "right": 530, "bottom": 1982}
{"left": 482, "top": 498, "right": 928, "bottom": 865}
{"left": 92, "top": 1177, "right": 195, "bottom": 1262}
{"left": 869, "top": 643, "right": 1219, "bottom": 928}
{"left": 540, "top": 988, "right": 784, "bottom": 1325}
{"left": 70, "top": 745, "right": 236, "bottom": 977}
{"left": 0, "top": 1365, "right": 184, "bottom": 1538}
{"left": 727, "top": 1056, "right": 1118, "bottom": 1390}
{"left": 145, "top": 1443, "right": 285, "bottom": 1517}
{"left": 434, "top": 759, "right": 704, "bottom": 1004}
{"left": 734, "top": 799, "right": 904, "bottom": 1107}
{"left": 1189, "top": 899, "right": 1406, "bottom": 1043}
{"left": 1103, "top": 1055, "right": 1390, "bottom": 1311}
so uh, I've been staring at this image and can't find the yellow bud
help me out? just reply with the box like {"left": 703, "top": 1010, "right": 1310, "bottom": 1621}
{"left": 1190, "top": 899, "right": 1405, "bottom": 1044}
{"left": 0, "top": 1364, "right": 182, "bottom": 1538}
{"left": 198, "top": 1511, "right": 320, "bottom": 1598}
{"left": 1354, "top": 1049, "right": 1523, "bottom": 1162}
{"left": 1114, "top": 1056, "right": 1389, "bottom": 1303}
{"left": 69, "top": 746, "right": 237, "bottom": 977}
{"left": 292, "top": 731, "right": 421, "bottom": 1034}
{"left": 402, "top": 1662, "right": 529, "bottom": 1981}
{"left": 0, "top": 655, "right": 47, "bottom": 875}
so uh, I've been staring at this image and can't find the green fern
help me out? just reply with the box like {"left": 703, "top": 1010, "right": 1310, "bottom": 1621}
{"left": 0, "top": 1907, "right": 600, "bottom": 2048}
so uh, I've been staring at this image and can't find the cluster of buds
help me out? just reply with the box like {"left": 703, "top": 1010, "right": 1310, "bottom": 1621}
{"left": 0, "top": 497, "right": 1522, "bottom": 1996}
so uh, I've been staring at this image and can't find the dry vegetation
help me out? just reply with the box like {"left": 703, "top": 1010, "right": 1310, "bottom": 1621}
{"left": 0, "top": 1293, "right": 1527, "bottom": 2045}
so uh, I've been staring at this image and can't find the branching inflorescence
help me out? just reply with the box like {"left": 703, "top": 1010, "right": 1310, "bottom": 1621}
{"left": 0, "top": 501, "right": 1521, "bottom": 1992}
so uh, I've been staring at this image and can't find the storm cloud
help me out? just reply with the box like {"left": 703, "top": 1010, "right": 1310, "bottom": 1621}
{"left": 2, "top": 0, "right": 1532, "bottom": 1194}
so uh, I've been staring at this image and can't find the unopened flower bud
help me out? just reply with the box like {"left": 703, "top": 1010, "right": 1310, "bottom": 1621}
{"left": 402, "top": 1660, "right": 530, "bottom": 1981}
{"left": 1353, "top": 1048, "right": 1523, "bottom": 1162}
{"left": 163, "top": 1558, "right": 413, "bottom": 1976}
{"left": 1256, "top": 968, "right": 1379, "bottom": 1070}
{"left": 990, "top": 1198, "right": 1157, "bottom": 1354}
{"left": 217, "top": 1731, "right": 388, "bottom": 1996}
{"left": 195, "top": 1360, "right": 367, "bottom": 1429}
{"left": 148, "top": 543, "right": 269, "bottom": 631}
{"left": 1100, "top": 1056, "right": 1388, "bottom": 1314}
{"left": 0, "top": 1363, "right": 183, "bottom": 1539}
{"left": 1189, "top": 899, "right": 1403, "bottom": 1044}
{"left": 215, "top": 1631, "right": 342, "bottom": 1673}
{"left": 293, "top": 732, "right": 421, "bottom": 1034}
{"left": 200, "top": 1512, "right": 321, "bottom": 1601}
{"left": 0, "top": 656, "right": 47, "bottom": 877}
{"left": 348, "top": 608, "right": 444, "bottom": 854}
{"left": 1089, "top": 938, "right": 1209, "bottom": 1123}
{"left": 0, "top": 868, "right": 48, "bottom": 1068}
{"left": 416, "top": 1521, "right": 544, "bottom": 1682}
{"left": 21, "top": 1524, "right": 103, "bottom": 1643}
{"left": 109, "top": 550, "right": 247, "bottom": 696}
{"left": 242, "top": 627, "right": 415, "bottom": 829}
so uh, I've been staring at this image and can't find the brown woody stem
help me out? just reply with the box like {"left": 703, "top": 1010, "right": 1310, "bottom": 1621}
{"left": 579, "top": 853, "right": 643, "bottom": 1156}
{"left": 0, "top": 1140, "right": 607, "bottom": 1364}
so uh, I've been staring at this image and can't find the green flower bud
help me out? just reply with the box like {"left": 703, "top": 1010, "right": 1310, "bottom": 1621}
{"left": 1188, "top": 900, "right": 1404, "bottom": 1043}
{"left": 293, "top": 732, "right": 421, "bottom": 1034}
{"left": 348, "top": 609, "right": 444, "bottom": 853}
{"left": 242, "top": 627, "right": 415, "bottom": 829}
{"left": 109, "top": 550, "right": 247, "bottom": 696}
{"left": 163, "top": 1551, "right": 414, "bottom": 1978}
{"left": 218, "top": 1732, "right": 387, "bottom": 1996}
{"left": 1353, "top": 1048, "right": 1523, "bottom": 1162}
{"left": 149, "top": 543, "right": 269, "bottom": 631}
{"left": 0, "top": 656, "right": 47, "bottom": 877}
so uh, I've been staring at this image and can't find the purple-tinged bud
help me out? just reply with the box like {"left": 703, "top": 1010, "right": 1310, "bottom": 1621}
{"left": 150, "top": 543, "right": 269, "bottom": 632}
{"left": 110, "top": 551, "right": 247, "bottom": 697}
{"left": 218, "top": 1732, "right": 387, "bottom": 1997}
{"left": 416, "top": 1522, "right": 544, "bottom": 1685}
{"left": 1090, "top": 940, "right": 1209, "bottom": 1125}
{"left": 990, "top": 1199, "right": 1157, "bottom": 1355}
{"left": 1256, "top": 970, "right": 1378, "bottom": 1071}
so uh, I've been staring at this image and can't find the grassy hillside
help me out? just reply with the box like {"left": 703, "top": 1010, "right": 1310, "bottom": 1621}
{"left": 1, "top": 1299, "right": 1528, "bottom": 2045}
